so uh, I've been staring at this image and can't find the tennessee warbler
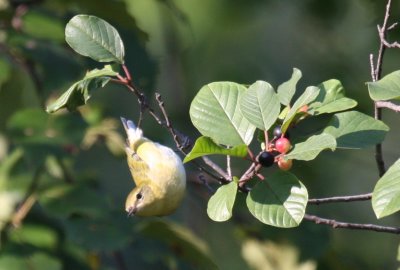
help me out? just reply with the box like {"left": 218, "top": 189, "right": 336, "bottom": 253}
{"left": 121, "top": 117, "right": 186, "bottom": 216}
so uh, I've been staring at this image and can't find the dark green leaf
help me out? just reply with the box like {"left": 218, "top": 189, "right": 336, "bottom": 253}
{"left": 190, "top": 82, "right": 256, "bottom": 146}
{"left": 46, "top": 66, "right": 118, "bottom": 113}
{"left": 368, "top": 70, "right": 400, "bottom": 101}
{"left": 39, "top": 184, "right": 110, "bottom": 219}
{"left": 183, "top": 136, "right": 247, "bottom": 163}
{"left": 207, "top": 180, "right": 238, "bottom": 222}
{"left": 323, "top": 111, "right": 389, "bottom": 149}
{"left": 246, "top": 171, "right": 308, "bottom": 228}
{"left": 0, "top": 57, "right": 11, "bottom": 89}
{"left": 0, "top": 253, "right": 61, "bottom": 270}
{"left": 23, "top": 11, "right": 64, "bottom": 42}
{"left": 64, "top": 215, "right": 132, "bottom": 252}
{"left": 277, "top": 68, "right": 302, "bottom": 106}
{"left": 65, "top": 15, "right": 125, "bottom": 63}
{"left": 372, "top": 159, "right": 400, "bottom": 218}
{"left": 240, "top": 80, "right": 280, "bottom": 130}
{"left": 285, "top": 133, "right": 336, "bottom": 161}
{"left": 138, "top": 220, "right": 218, "bottom": 269}
{"left": 8, "top": 224, "right": 58, "bottom": 249}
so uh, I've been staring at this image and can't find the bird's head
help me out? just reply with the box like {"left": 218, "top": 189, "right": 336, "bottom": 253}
{"left": 125, "top": 184, "right": 162, "bottom": 217}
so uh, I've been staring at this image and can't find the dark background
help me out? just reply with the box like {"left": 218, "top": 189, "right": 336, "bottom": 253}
{"left": 0, "top": 0, "right": 399, "bottom": 269}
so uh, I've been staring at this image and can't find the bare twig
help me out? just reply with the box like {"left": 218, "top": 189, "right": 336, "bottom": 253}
{"left": 304, "top": 214, "right": 400, "bottom": 234}
{"left": 198, "top": 174, "right": 215, "bottom": 194}
{"left": 376, "top": 101, "right": 400, "bottom": 112}
{"left": 112, "top": 251, "right": 128, "bottom": 270}
{"left": 370, "top": 0, "right": 396, "bottom": 177}
{"left": 308, "top": 193, "right": 372, "bottom": 205}
{"left": 227, "top": 154, "right": 232, "bottom": 179}
{"left": 115, "top": 69, "right": 232, "bottom": 185}
{"left": 11, "top": 164, "right": 44, "bottom": 227}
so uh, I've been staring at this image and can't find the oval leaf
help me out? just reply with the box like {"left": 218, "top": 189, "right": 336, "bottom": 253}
{"left": 285, "top": 133, "right": 336, "bottom": 161}
{"left": 372, "top": 159, "right": 400, "bottom": 218}
{"left": 277, "top": 68, "right": 302, "bottom": 106}
{"left": 190, "top": 82, "right": 256, "bottom": 146}
{"left": 207, "top": 180, "right": 238, "bottom": 222}
{"left": 183, "top": 136, "right": 247, "bottom": 163}
{"left": 323, "top": 111, "right": 389, "bottom": 149}
{"left": 65, "top": 15, "right": 125, "bottom": 63}
{"left": 240, "top": 81, "right": 280, "bottom": 130}
{"left": 368, "top": 70, "right": 400, "bottom": 101}
{"left": 138, "top": 220, "right": 218, "bottom": 269}
{"left": 282, "top": 86, "right": 320, "bottom": 133}
{"left": 46, "top": 66, "right": 118, "bottom": 113}
{"left": 310, "top": 79, "right": 357, "bottom": 115}
{"left": 246, "top": 171, "right": 308, "bottom": 228}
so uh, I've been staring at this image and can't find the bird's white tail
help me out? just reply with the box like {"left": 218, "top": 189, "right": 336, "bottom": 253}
{"left": 120, "top": 117, "right": 143, "bottom": 145}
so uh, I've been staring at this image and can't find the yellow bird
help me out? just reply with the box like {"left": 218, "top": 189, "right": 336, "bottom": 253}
{"left": 121, "top": 117, "right": 186, "bottom": 216}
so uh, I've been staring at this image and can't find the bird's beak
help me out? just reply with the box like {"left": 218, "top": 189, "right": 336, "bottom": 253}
{"left": 127, "top": 206, "right": 137, "bottom": 217}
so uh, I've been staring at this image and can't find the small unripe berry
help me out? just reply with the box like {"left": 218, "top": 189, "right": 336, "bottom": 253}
{"left": 299, "top": 104, "right": 309, "bottom": 113}
{"left": 275, "top": 137, "right": 291, "bottom": 154}
{"left": 273, "top": 126, "right": 283, "bottom": 138}
{"left": 272, "top": 125, "right": 290, "bottom": 139}
{"left": 278, "top": 158, "right": 293, "bottom": 171}
{"left": 258, "top": 151, "right": 275, "bottom": 167}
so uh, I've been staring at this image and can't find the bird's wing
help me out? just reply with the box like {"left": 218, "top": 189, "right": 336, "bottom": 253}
{"left": 127, "top": 147, "right": 153, "bottom": 186}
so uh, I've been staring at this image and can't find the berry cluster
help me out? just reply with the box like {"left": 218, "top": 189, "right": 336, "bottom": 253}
{"left": 257, "top": 125, "right": 293, "bottom": 171}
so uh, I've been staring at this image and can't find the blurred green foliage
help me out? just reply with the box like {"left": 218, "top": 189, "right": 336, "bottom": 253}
{"left": 1, "top": 0, "right": 400, "bottom": 269}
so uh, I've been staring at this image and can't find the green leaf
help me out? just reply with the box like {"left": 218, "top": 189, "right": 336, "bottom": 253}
{"left": 183, "top": 137, "right": 247, "bottom": 163}
{"left": 277, "top": 68, "right": 302, "bottom": 106}
{"left": 246, "top": 171, "right": 308, "bottom": 228}
{"left": 0, "top": 57, "right": 11, "bottom": 89}
{"left": 310, "top": 79, "right": 357, "bottom": 115}
{"left": 39, "top": 184, "right": 110, "bottom": 219}
{"left": 46, "top": 66, "right": 118, "bottom": 113}
{"left": 368, "top": 70, "right": 400, "bottom": 101}
{"left": 8, "top": 224, "right": 58, "bottom": 249}
{"left": 281, "top": 86, "right": 320, "bottom": 133}
{"left": 240, "top": 80, "right": 280, "bottom": 130}
{"left": 285, "top": 133, "right": 336, "bottom": 161}
{"left": 372, "top": 159, "right": 400, "bottom": 218}
{"left": 189, "top": 82, "right": 256, "bottom": 146}
{"left": 23, "top": 11, "right": 65, "bottom": 42}
{"left": 65, "top": 15, "right": 125, "bottom": 63}
{"left": 0, "top": 253, "right": 61, "bottom": 270}
{"left": 138, "top": 220, "right": 218, "bottom": 269}
{"left": 64, "top": 215, "right": 132, "bottom": 252}
{"left": 323, "top": 111, "right": 389, "bottom": 149}
{"left": 207, "top": 179, "right": 238, "bottom": 222}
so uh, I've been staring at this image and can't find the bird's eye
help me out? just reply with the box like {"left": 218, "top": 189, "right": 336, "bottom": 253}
{"left": 136, "top": 193, "right": 143, "bottom": 200}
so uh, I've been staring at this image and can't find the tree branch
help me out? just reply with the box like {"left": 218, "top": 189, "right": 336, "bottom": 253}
{"left": 308, "top": 193, "right": 372, "bottom": 205}
{"left": 376, "top": 100, "right": 400, "bottom": 112}
{"left": 116, "top": 66, "right": 232, "bottom": 187}
{"left": 304, "top": 214, "right": 400, "bottom": 234}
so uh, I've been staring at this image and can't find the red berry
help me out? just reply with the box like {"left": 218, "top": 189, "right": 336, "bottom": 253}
{"left": 278, "top": 158, "right": 293, "bottom": 171}
{"left": 299, "top": 105, "right": 309, "bottom": 113}
{"left": 275, "top": 137, "right": 291, "bottom": 154}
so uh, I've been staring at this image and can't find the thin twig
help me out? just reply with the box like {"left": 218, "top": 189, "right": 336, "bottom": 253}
{"left": 304, "top": 214, "right": 400, "bottom": 234}
{"left": 227, "top": 155, "right": 232, "bottom": 179}
{"left": 370, "top": 0, "right": 395, "bottom": 177}
{"left": 112, "top": 251, "right": 128, "bottom": 270}
{"left": 116, "top": 70, "right": 231, "bottom": 184}
{"left": 202, "top": 156, "right": 230, "bottom": 181}
{"left": 376, "top": 101, "right": 400, "bottom": 112}
{"left": 308, "top": 193, "right": 372, "bottom": 205}
{"left": 11, "top": 164, "right": 45, "bottom": 227}
{"left": 198, "top": 174, "right": 215, "bottom": 194}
